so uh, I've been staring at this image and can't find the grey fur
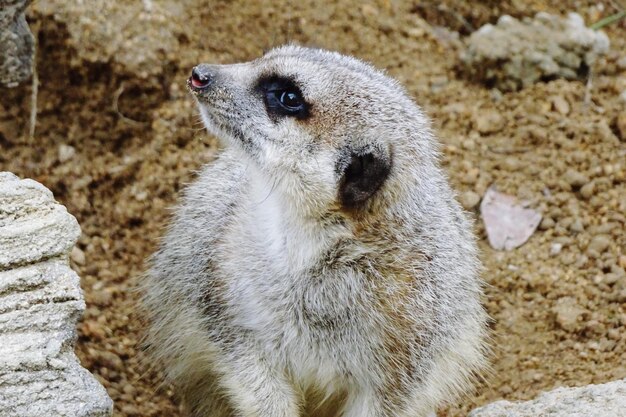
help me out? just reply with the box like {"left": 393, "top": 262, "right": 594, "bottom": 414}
{"left": 143, "top": 45, "right": 488, "bottom": 417}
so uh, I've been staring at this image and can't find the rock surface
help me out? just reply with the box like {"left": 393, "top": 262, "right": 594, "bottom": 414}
{"left": 31, "top": 0, "right": 183, "bottom": 81}
{"left": 469, "top": 378, "right": 626, "bottom": 417}
{"left": 0, "top": 0, "right": 34, "bottom": 87}
{"left": 0, "top": 172, "right": 113, "bottom": 416}
{"left": 461, "top": 12, "right": 610, "bottom": 91}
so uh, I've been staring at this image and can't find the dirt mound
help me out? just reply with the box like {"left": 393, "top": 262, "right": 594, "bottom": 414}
{"left": 0, "top": 1, "right": 624, "bottom": 416}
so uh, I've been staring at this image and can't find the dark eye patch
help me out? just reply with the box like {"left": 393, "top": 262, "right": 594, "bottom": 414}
{"left": 256, "top": 75, "right": 310, "bottom": 120}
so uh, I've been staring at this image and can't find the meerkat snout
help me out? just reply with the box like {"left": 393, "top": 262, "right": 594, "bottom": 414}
{"left": 144, "top": 45, "right": 488, "bottom": 417}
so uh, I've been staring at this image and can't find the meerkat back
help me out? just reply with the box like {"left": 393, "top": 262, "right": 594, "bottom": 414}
{"left": 143, "top": 45, "right": 488, "bottom": 417}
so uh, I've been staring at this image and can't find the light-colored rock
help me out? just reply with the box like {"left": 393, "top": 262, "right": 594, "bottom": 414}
{"left": 461, "top": 13, "right": 610, "bottom": 91}
{"left": 469, "top": 378, "right": 626, "bottom": 417}
{"left": 0, "top": 172, "right": 113, "bottom": 417}
{"left": 480, "top": 187, "right": 542, "bottom": 251}
{"left": 0, "top": 172, "right": 80, "bottom": 268}
{"left": 0, "top": 0, "right": 34, "bottom": 87}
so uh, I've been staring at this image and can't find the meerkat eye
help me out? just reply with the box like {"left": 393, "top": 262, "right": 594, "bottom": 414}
{"left": 278, "top": 90, "right": 303, "bottom": 110}
{"left": 257, "top": 76, "right": 310, "bottom": 120}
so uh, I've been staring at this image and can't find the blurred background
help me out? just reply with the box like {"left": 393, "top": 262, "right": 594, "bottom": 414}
{"left": 1, "top": 1, "right": 625, "bottom": 416}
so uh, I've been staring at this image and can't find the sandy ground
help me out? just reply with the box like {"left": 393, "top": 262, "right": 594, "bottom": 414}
{"left": 0, "top": 1, "right": 625, "bottom": 416}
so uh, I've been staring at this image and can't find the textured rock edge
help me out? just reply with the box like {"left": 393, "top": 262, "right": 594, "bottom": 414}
{"left": 0, "top": 0, "right": 34, "bottom": 87}
{"left": 0, "top": 172, "right": 113, "bottom": 416}
{"left": 469, "top": 378, "right": 626, "bottom": 417}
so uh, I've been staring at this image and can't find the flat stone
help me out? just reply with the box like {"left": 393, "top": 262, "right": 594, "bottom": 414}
{"left": 469, "top": 378, "right": 626, "bottom": 417}
{"left": 0, "top": 172, "right": 112, "bottom": 417}
{"left": 480, "top": 187, "right": 542, "bottom": 251}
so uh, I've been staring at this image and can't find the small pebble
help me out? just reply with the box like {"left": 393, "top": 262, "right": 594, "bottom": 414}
{"left": 585, "top": 320, "right": 604, "bottom": 335}
{"left": 70, "top": 246, "right": 86, "bottom": 265}
{"left": 459, "top": 190, "right": 481, "bottom": 210}
{"left": 97, "top": 351, "right": 123, "bottom": 371}
{"left": 121, "top": 404, "right": 140, "bottom": 416}
{"left": 560, "top": 252, "right": 576, "bottom": 266}
{"left": 58, "top": 144, "right": 76, "bottom": 163}
{"left": 569, "top": 218, "right": 584, "bottom": 233}
{"left": 473, "top": 110, "right": 505, "bottom": 134}
{"left": 501, "top": 156, "right": 521, "bottom": 171}
{"left": 550, "top": 242, "right": 563, "bottom": 255}
{"left": 552, "top": 297, "right": 586, "bottom": 332}
{"left": 123, "top": 383, "right": 137, "bottom": 396}
{"left": 361, "top": 4, "right": 378, "bottom": 17}
{"left": 564, "top": 169, "right": 589, "bottom": 188}
{"left": 551, "top": 95, "right": 570, "bottom": 115}
{"left": 461, "top": 138, "right": 475, "bottom": 150}
{"left": 608, "top": 328, "right": 622, "bottom": 340}
{"left": 490, "top": 89, "right": 504, "bottom": 102}
{"left": 604, "top": 273, "right": 621, "bottom": 286}
{"left": 580, "top": 182, "right": 595, "bottom": 199}
{"left": 81, "top": 321, "right": 106, "bottom": 341}
{"left": 92, "top": 290, "right": 113, "bottom": 307}
{"left": 539, "top": 217, "right": 555, "bottom": 230}
{"left": 460, "top": 168, "right": 479, "bottom": 185}
{"left": 587, "top": 234, "right": 611, "bottom": 257}
{"left": 531, "top": 372, "right": 544, "bottom": 382}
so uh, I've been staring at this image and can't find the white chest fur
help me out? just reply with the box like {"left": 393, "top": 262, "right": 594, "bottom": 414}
{"left": 218, "top": 173, "right": 372, "bottom": 393}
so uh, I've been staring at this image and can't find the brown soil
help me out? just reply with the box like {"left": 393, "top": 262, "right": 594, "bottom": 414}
{"left": 1, "top": 1, "right": 625, "bottom": 416}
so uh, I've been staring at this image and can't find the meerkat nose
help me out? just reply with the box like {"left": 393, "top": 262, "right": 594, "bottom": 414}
{"left": 190, "top": 65, "right": 213, "bottom": 90}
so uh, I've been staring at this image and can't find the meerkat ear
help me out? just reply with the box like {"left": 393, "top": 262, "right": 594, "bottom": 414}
{"left": 339, "top": 150, "right": 391, "bottom": 208}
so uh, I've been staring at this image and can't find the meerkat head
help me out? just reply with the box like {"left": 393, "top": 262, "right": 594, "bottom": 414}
{"left": 189, "top": 45, "right": 435, "bottom": 218}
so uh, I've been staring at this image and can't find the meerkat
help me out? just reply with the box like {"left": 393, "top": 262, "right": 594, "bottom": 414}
{"left": 142, "top": 45, "right": 488, "bottom": 417}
